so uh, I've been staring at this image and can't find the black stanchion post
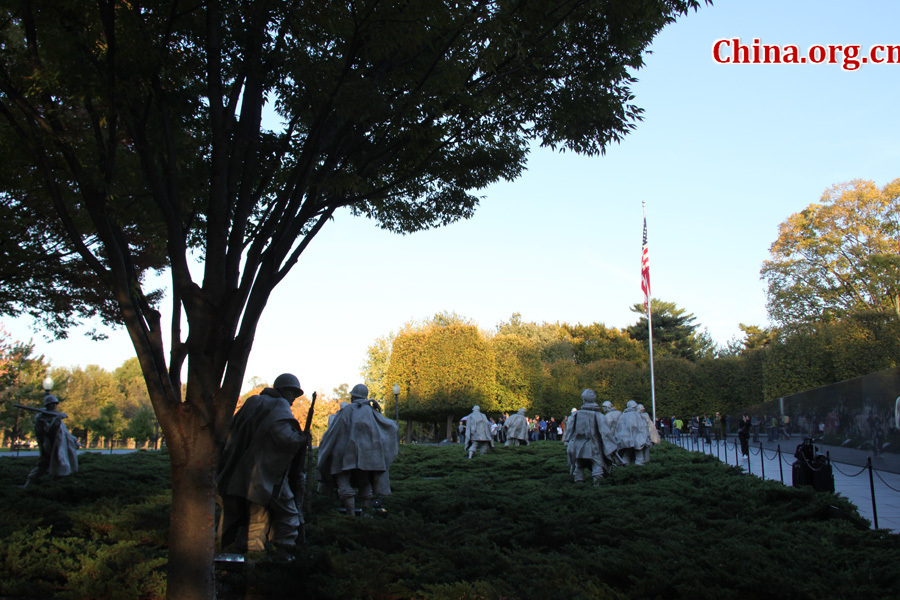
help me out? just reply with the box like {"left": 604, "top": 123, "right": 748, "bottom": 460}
{"left": 777, "top": 445, "right": 783, "bottom": 484}
{"left": 868, "top": 457, "right": 878, "bottom": 529}
{"left": 735, "top": 441, "right": 739, "bottom": 465}
{"left": 760, "top": 443, "right": 765, "bottom": 479}
{"left": 12, "top": 406, "right": 21, "bottom": 458}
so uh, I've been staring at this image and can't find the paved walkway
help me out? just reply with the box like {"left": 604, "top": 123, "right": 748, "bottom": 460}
{"left": 668, "top": 433, "right": 900, "bottom": 534}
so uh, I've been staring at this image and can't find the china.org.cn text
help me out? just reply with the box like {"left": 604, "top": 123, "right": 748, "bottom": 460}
{"left": 713, "top": 38, "right": 899, "bottom": 71}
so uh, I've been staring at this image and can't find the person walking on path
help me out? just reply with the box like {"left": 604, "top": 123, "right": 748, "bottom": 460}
{"left": 672, "top": 416, "right": 683, "bottom": 442}
{"left": 738, "top": 414, "right": 752, "bottom": 460}
{"left": 715, "top": 412, "right": 727, "bottom": 441}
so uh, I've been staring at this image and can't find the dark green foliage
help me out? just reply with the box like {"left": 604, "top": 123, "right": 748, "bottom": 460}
{"left": 0, "top": 451, "right": 170, "bottom": 599}
{"left": 252, "top": 444, "right": 889, "bottom": 600}
{"left": 2, "top": 445, "right": 897, "bottom": 599}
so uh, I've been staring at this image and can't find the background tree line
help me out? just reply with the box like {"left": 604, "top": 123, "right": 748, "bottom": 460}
{"left": 364, "top": 304, "right": 900, "bottom": 440}
{"left": 0, "top": 328, "right": 349, "bottom": 450}
{"left": 5, "top": 176, "right": 897, "bottom": 448}
{"left": 360, "top": 178, "right": 900, "bottom": 436}
{"left": 0, "top": 328, "right": 161, "bottom": 450}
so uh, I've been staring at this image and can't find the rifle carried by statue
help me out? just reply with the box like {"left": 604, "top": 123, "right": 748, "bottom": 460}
{"left": 13, "top": 404, "right": 68, "bottom": 419}
{"left": 288, "top": 391, "right": 316, "bottom": 543}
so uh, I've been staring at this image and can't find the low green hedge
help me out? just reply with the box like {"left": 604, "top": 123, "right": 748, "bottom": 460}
{"left": 1, "top": 443, "right": 897, "bottom": 599}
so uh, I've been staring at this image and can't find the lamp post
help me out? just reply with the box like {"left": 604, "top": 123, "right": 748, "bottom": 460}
{"left": 42, "top": 377, "right": 54, "bottom": 393}
{"left": 392, "top": 383, "right": 401, "bottom": 423}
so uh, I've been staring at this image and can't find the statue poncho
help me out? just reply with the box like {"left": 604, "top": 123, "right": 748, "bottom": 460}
{"left": 464, "top": 405, "right": 494, "bottom": 458}
{"left": 316, "top": 392, "right": 399, "bottom": 509}
{"left": 46, "top": 419, "right": 79, "bottom": 477}
{"left": 504, "top": 408, "right": 529, "bottom": 446}
{"left": 562, "top": 408, "right": 577, "bottom": 443}
{"left": 24, "top": 396, "right": 78, "bottom": 486}
{"left": 216, "top": 389, "right": 306, "bottom": 551}
{"left": 639, "top": 405, "right": 661, "bottom": 445}
{"left": 566, "top": 394, "right": 617, "bottom": 482}
{"left": 614, "top": 400, "right": 652, "bottom": 465}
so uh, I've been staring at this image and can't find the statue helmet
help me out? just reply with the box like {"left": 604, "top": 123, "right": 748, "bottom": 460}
{"left": 581, "top": 389, "right": 597, "bottom": 402}
{"left": 350, "top": 383, "right": 369, "bottom": 400}
{"left": 571, "top": 407, "right": 577, "bottom": 414}
{"left": 601, "top": 401, "right": 613, "bottom": 410}
{"left": 43, "top": 394, "right": 60, "bottom": 407}
{"left": 472, "top": 405, "right": 481, "bottom": 412}
{"left": 273, "top": 373, "right": 303, "bottom": 396}
{"left": 626, "top": 400, "right": 637, "bottom": 409}
{"left": 637, "top": 404, "right": 646, "bottom": 412}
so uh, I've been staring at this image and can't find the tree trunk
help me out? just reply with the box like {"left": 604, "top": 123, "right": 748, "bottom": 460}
{"left": 446, "top": 414, "right": 453, "bottom": 443}
{"left": 166, "top": 415, "right": 219, "bottom": 600}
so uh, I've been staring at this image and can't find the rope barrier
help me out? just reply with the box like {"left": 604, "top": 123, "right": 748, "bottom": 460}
{"left": 795, "top": 452, "right": 830, "bottom": 473}
{"left": 780, "top": 451, "right": 795, "bottom": 467}
{"left": 830, "top": 460, "right": 869, "bottom": 478}
{"left": 675, "top": 436, "right": 899, "bottom": 532}
{"left": 686, "top": 436, "right": 889, "bottom": 481}
{"left": 874, "top": 469, "right": 900, "bottom": 493}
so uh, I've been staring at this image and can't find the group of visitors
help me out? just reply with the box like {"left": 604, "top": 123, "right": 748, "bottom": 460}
{"left": 660, "top": 412, "right": 783, "bottom": 461}
{"left": 658, "top": 412, "right": 801, "bottom": 445}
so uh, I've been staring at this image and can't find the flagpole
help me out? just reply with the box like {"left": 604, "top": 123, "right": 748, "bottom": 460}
{"left": 647, "top": 296, "right": 657, "bottom": 424}
{"left": 642, "top": 202, "right": 657, "bottom": 424}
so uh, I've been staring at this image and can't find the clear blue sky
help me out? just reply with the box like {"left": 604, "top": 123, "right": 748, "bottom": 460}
{"left": 4, "top": 0, "right": 899, "bottom": 396}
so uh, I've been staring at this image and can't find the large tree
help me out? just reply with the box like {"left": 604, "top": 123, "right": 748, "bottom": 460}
{"left": 386, "top": 322, "right": 496, "bottom": 436}
{"left": 362, "top": 333, "right": 393, "bottom": 401}
{"left": 627, "top": 298, "right": 715, "bottom": 361}
{"left": 495, "top": 312, "right": 574, "bottom": 362}
{"left": 491, "top": 332, "right": 542, "bottom": 413}
{"left": 762, "top": 178, "right": 900, "bottom": 330}
{"left": 0, "top": 1, "right": 706, "bottom": 598}
{"left": 563, "top": 321, "right": 645, "bottom": 364}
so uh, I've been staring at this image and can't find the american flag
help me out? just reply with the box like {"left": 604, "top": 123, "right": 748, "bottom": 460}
{"left": 641, "top": 210, "right": 650, "bottom": 311}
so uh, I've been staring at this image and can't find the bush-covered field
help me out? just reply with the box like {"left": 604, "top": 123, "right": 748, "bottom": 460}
{"left": 1, "top": 443, "right": 898, "bottom": 599}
